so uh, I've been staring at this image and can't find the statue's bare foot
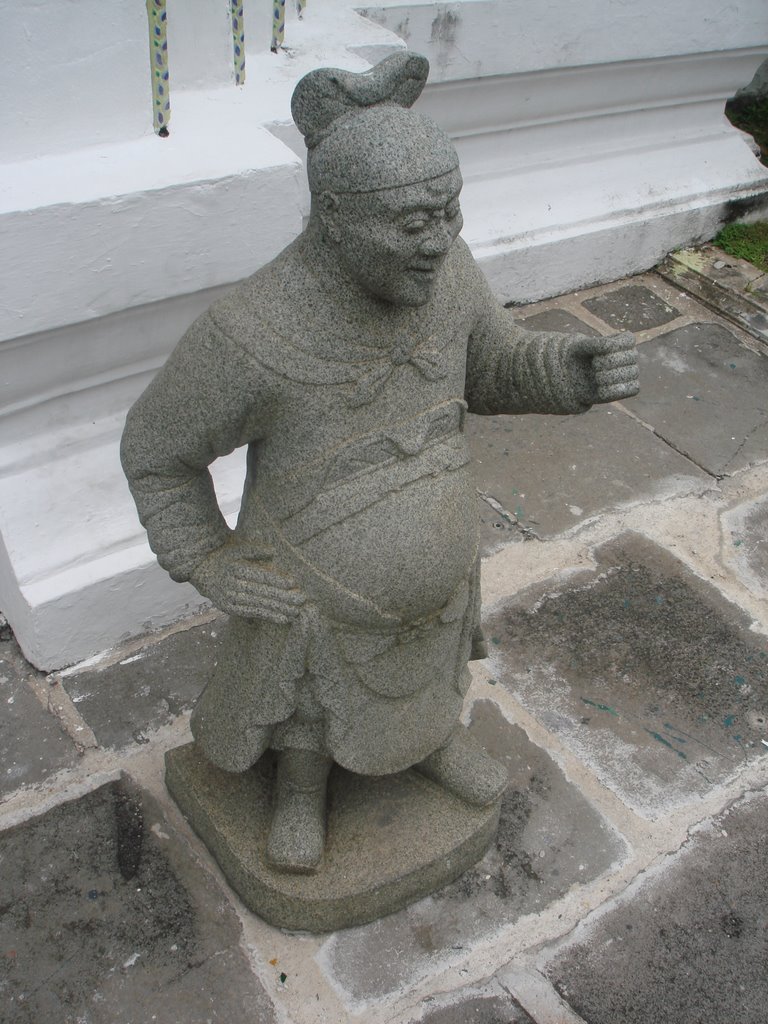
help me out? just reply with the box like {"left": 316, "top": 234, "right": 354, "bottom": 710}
{"left": 266, "top": 749, "right": 332, "bottom": 874}
{"left": 415, "top": 726, "right": 508, "bottom": 807}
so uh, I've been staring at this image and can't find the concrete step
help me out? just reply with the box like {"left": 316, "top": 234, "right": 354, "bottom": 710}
{"left": 658, "top": 244, "right": 768, "bottom": 351}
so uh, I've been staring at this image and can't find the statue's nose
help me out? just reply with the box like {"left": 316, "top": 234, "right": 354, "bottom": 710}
{"left": 418, "top": 220, "right": 455, "bottom": 257}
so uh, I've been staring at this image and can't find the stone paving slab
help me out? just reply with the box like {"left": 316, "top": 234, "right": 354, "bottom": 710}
{"left": 630, "top": 322, "right": 768, "bottom": 477}
{"left": 468, "top": 404, "right": 710, "bottom": 545}
{"left": 0, "top": 777, "right": 275, "bottom": 1024}
{"left": 545, "top": 792, "right": 768, "bottom": 1024}
{"left": 519, "top": 309, "right": 601, "bottom": 337}
{"left": 60, "top": 618, "right": 221, "bottom": 748}
{"left": 476, "top": 492, "right": 526, "bottom": 557}
{"left": 722, "top": 493, "right": 768, "bottom": 600}
{"left": 414, "top": 985, "right": 535, "bottom": 1024}
{"left": 657, "top": 247, "right": 768, "bottom": 350}
{"left": 486, "top": 532, "right": 768, "bottom": 817}
{"left": 581, "top": 284, "right": 680, "bottom": 333}
{"left": 0, "top": 637, "right": 78, "bottom": 798}
{"left": 317, "top": 700, "right": 625, "bottom": 1004}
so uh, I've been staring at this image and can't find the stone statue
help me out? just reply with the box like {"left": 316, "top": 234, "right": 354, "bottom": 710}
{"left": 121, "top": 53, "right": 638, "bottom": 913}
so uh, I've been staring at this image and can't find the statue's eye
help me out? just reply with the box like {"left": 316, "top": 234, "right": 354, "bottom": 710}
{"left": 402, "top": 216, "right": 430, "bottom": 233}
{"left": 446, "top": 200, "right": 461, "bottom": 220}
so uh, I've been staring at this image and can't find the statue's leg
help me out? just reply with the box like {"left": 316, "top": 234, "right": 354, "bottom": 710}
{"left": 414, "top": 724, "right": 508, "bottom": 807}
{"left": 266, "top": 748, "right": 333, "bottom": 874}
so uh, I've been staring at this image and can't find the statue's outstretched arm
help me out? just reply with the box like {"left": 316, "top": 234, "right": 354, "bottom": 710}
{"left": 463, "top": 258, "right": 638, "bottom": 416}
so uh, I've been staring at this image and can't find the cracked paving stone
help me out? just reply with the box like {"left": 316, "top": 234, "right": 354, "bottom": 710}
{"left": 628, "top": 321, "right": 768, "bottom": 477}
{"left": 546, "top": 794, "right": 768, "bottom": 1024}
{"left": 476, "top": 493, "right": 526, "bottom": 557}
{"left": 0, "top": 778, "right": 275, "bottom": 1024}
{"left": 61, "top": 619, "right": 222, "bottom": 748}
{"left": 485, "top": 532, "right": 768, "bottom": 817}
{"left": 0, "top": 635, "right": 78, "bottom": 798}
{"left": 468, "top": 404, "right": 709, "bottom": 544}
{"left": 581, "top": 284, "right": 679, "bottom": 333}
{"left": 317, "top": 700, "right": 624, "bottom": 1003}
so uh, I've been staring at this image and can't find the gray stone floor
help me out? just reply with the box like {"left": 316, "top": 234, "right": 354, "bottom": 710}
{"left": 546, "top": 794, "right": 768, "bottom": 1024}
{"left": 0, "top": 778, "right": 276, "bottom": 1024}
{"left": 0, "top": 639, "right": 79, "bottom": 797}
{"left": 2, "top": 266, "right": 768, "bottom": 1023}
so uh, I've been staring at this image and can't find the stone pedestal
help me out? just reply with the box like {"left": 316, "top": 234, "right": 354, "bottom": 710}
{"left": 165, "top": 743, "right": 501, "bottom": 932}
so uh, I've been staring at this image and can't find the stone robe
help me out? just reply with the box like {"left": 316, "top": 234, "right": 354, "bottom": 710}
{"left": 121, "top": 237, "right": 592, "bottom": 776}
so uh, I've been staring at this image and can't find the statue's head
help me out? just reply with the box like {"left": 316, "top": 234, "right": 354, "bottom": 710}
{"left": 292, "top": 54, "right": 463, "bottom": 306}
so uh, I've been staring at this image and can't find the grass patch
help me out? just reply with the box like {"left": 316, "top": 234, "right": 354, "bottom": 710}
{"left": 714, "top": 222, "right": 768, "bottom": 272}
{"left": 725, "top": 95, "right": 768, "bottom": 166}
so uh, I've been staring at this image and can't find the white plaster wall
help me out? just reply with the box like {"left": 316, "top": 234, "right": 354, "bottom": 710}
{"left": 0, "top": 0, "right": 151, "bottom": 160}
{"left": 419, "top": 45, "right": 768, "bottom": 301}
{"left": 359, "top": 0, "right": 768, "bottom": 80}
{"left": 1, "top": 128, "right": 305, "bottom": 343}
{"left": 0, "top": 0, "right": 243, "bottom": 162}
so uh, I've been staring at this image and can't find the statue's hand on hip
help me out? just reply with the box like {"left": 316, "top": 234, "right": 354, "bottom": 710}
{"left": 190, "top": 543, "right": 306, "bottom": 625}
{"left": 565, "top": 331, "right": 640, "bottom": 407}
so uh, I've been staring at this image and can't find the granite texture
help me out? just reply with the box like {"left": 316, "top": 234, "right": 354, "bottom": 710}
{"left": 486, "top": 532, "right": 768, "bottom": 815}
{"left": 0, "top": 779, "right": 275, "bottom": 1024}
{"left": 121, "top": 53, "right": 638, "bottom": 893}
{"left": 165, "top": 742, "right": 501, "bottom": 932}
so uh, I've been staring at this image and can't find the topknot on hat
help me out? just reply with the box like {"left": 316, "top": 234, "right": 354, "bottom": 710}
{"left": 291, "top": 52, "right": 429, "bottom": 150}
{"left": 291, "top": 53, "right": 459, "bottom": 194}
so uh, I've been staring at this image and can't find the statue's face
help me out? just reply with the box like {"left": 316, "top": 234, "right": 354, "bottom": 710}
{"left": 324, "top": 168, "right": 463, "bottom": 307}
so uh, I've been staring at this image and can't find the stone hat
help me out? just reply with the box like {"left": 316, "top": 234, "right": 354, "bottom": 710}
{"left": 291, "top": 52, "right": 459, "bottom": 194}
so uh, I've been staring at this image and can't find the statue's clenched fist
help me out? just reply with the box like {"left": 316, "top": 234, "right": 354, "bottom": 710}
{"left": 566, "top": 331, "right": 640, "bottom": 407}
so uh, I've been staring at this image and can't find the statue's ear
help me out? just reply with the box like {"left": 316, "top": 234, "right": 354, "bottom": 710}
{"left": 317, "top": 191, "right": 341, "bottom": 241}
